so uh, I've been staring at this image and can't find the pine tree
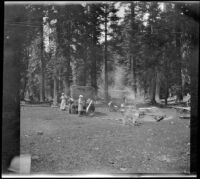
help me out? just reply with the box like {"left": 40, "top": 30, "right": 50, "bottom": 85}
{"left": 99, "top": 2, "right": 120, "bottom": 102}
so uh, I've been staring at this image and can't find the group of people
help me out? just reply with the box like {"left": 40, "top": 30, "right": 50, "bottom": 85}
{"left": 60, "top": 93, "right": 95, "bottom": 116}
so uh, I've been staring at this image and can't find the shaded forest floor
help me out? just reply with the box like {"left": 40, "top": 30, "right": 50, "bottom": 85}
{"left": 20, "top": 103, "right": 190, "bottom": 175}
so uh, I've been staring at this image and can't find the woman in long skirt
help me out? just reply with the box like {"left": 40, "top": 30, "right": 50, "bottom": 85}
{"left": 60, "top": 93, "right": 67, "bottom": 111}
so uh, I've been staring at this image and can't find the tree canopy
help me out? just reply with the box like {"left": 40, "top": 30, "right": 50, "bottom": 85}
{"left": 5, "top": 2, "right": 198, "bottom": 104}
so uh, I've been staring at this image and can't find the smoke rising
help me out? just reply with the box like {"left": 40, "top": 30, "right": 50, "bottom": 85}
{"left": 97, "top": 64, "right": 145, "bottom": 104}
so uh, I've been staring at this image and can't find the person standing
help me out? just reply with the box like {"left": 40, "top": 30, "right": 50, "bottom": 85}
{"left": 60, "top": 93, "right": 67, "bottom": 111}
{"left": 78, "top": 95, "right": 84, "bottom": 116}
{"left": 68, "top": 96, "right": 74, "bottom": 114}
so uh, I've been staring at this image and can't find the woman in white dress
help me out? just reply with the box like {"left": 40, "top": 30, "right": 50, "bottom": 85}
{"left": 60, "top": 93, "right": 67, "bottom": 111}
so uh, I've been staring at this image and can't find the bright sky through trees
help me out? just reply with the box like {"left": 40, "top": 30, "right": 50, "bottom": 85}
{"left": 42, "top": 2, "right": 166, "bottom": 48}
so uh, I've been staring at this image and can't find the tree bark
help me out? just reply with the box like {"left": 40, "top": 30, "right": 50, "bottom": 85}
{"left": 82, "top": 46, "right": 88, "bottom": 86}
{"left": 155, "top": 71, "right": 160, "bottom": 103}
{"left": 91, "top": 45, "right": 97, "bottom": 95}
{"left": 163, "top": 51, "right": 169, "bottom": 105}
{"left": 63, "top": 75, "right": 70, "bottom": 96}
{"left": 91, "top": 61, "right": 97, "bottom": 94}
{"left": 50, "top": 79, "right": 54, "bottom": 100}
{"left": 52, "top": 24, "right": 59, "bottom": 105}
{"left": 53, "top": 75, "right": 58, "bottom": 106}
{"left": 65, "top": 47, "right": 71, "bottom": 96}
{"left": 63, "top": 51, "right": 71, "bottom": 96}
{"left": 58, "top": 71, "right": 62, "bottom": 95}
{"left": 104, "top": 5, "right": 109, "bottom": 102}
{"left": 40, "top": 61, "right": 45, "bottom": 102}
{"left": 175, "top": 27, "right": 183, "bottom": 101}
{"left": 133, "top": 61, "right": 137, "bottom": 97}
{"left": 63, "top": 21, "right": 72, "bottom": 96}
{"left": 130, "top": 2, "right": 137, "bottom": 98}
{"left": 150, "top": 69, "right": 157, "bottom": 104}
{"left": 144, "top": 80, "right": 148, "bottom": 98}
{"left": 164, "top": 78, "right": 169, "bottom": 105}
{"left": 40, "top": 22, "right": 45, "bottom": 102}
{"left": 131, "top": 55, "right": 137, "bottom": 98}
{"left": 143, "top": 57, "right": 148, "bottom": 99}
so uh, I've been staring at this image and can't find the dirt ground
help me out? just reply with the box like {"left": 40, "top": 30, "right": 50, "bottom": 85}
{"left": 20, "top": 103, "right": 190, "bottom": 174}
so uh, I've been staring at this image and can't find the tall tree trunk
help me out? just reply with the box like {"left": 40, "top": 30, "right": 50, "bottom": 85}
{"left": 130, "top": 55, "right": 134, "bottom": 95}
{"left": 130, "top": 2, "right": 137, "bottom": 98}
{"left": 58, "top": 71, "right": 62, "bottom": 94}
{"left": 150, "top": 69, "right": 157, "bottom": 104}
{"left": 164, "top": 78, "right": 169, "bottom": 105}
{"left": 53, "top": 75, "right": 58, "bottom": 106}
{"left": 82, "top": 46, "right": 88, "bottom": 86}
{"left": 144, "top": 80, "right": 148, "bottom": 99}
{"left": 163, "top": 51, "right": 169, "bottom": 105}
{"left": 40, "top": 23, "right": 45, "bottom": 102}
{"left": 50, "top": 79, "right": 54, "bottom": 100}
{"left": 63, "top": 47, "right": 71, "bottom": 96}
{"left": 104, "top": 5, "right": 109, "bottom": 102}
{"left": 40, "top": 61, "right": 45, "bottom": 102}
{"left": 83, "top": 6, "right": 89, "bottom": 87}
{"left": 91, "top": 59, "right": 97, "bottom": 94}
{"left": 133, "top": 60, "right": 137, "bottom": 97}
{"left": 63, "top": 76, "right": 70, "bottom": 96}
{"left": 63, "top": 78, "right": 67, "bottom": 95}
{"left": 175, "top": 27, "right": 183, "bottom": 101}
{"left": 91, "top": 45, "right": 97, "bottom": 95}
{"left": 63, "top": 20, "right": 72, "bottom": 96}
{"left": 63, "top": 65, "right": 70, "bottom": 96}
{"left": 155, "top": 71, "right": 160, "bottom": 103}
{"left": 82, "top": 61, "right": 87, "bottom": 86}
{"left": 143, "top": 57, "right": 148, "bottom": 99}
{"left": 131, "top": 55, "right": 137, "bottom": 98}
{"left": 129, "top": 55, "right": 132, "bottom": 87}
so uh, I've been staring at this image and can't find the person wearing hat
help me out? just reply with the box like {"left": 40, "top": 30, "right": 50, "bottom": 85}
{"left": 78, "top": 95, "right": 84, "bottom": 116}
{"left": 60, "top": 93, "right": 67, "bottom": 111}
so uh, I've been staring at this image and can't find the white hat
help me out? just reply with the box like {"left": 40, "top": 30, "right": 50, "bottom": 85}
{"left": 79, "top": 95, "right": 83, "bottom": 98}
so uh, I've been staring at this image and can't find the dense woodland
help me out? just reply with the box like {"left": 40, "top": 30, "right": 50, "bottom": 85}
{"left": 4, "top": 2, "right": 199, "bottom": 105}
